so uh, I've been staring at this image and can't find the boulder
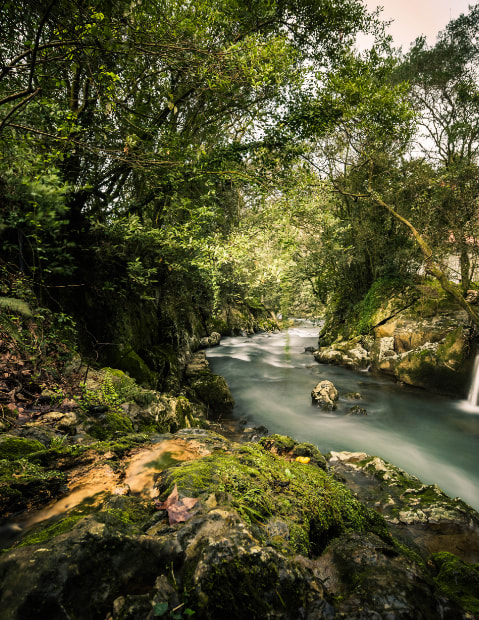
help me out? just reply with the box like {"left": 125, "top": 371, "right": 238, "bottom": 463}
{"left": 347, "top": 405, "right": 367, "bottom": 416}
{"left": 198, "top": 332, "right": 221, "bottom": 349}
{"left": 0, "top": 432, "right": 476, "bottom": 619}
{"left": 311, "top": 380, "right": 339, "bottom": 410}
{"left": 316, "top": 292, "right": 473, "bottom": 396}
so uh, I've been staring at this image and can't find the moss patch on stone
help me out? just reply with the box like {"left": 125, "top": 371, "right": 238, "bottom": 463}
{"left": 158, "top": 440, "right": 390, "bottom": 557}
{"left": 16, "top": 514, "right": 85, "bottom": 548}
{"left": 189, "top": 371, "right": 234, "bottom": 412}
{"left": 84, "top": 409, "right": 134, "bottom": 440}
{"left": 0, "top": 457, "right": 66, "bottom": 517}
{"left": 0, "top": 436, "right": 45, "bottom": 460}
{"left": 432, "top": 551, "right": 479, "bottom": 615}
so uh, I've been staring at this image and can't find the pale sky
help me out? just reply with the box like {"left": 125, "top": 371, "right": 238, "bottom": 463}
{"left": 364, "top": 0, "right": 475, "bottom": 50}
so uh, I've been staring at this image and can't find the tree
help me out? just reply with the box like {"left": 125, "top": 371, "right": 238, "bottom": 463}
{"left": 292, "top": 43, "right": 479, "bottom": 327}
{"left": 396, "top": 5, "right": 479, "bottom": 291}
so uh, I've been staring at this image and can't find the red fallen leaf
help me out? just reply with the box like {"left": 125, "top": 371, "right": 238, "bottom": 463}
{"left": 154, "top": 484, "right": 199, "bottom": 525}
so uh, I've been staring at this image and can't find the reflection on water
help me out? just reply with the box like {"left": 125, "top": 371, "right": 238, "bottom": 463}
{"left": 123, "top": 439, "right": 201, "bottom": 497}
{"left": 0, "top": 438, "right": 203, "bottom": 549}
{"left": 207, "top": 322, "right": 479, "bottom": 511}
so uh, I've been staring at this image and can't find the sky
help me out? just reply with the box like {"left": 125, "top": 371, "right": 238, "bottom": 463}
{"left": 364, "top": 0, "right": 475, "bottom": 50}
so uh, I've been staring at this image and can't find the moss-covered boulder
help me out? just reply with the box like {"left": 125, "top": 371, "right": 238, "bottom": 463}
{"left": 188, "top": 370, "right": 234, "bottom": 412}
{"left": 431, "top": 551, "right": 479, "bottom": 615}
{"left": 0, "top": 435, "right": 45, "bottom": 460}
{"left": 315, "top": 279, "right": 474, "bottom": 396}
{"left": 0, "top": 431, "right": 476, "bottom": 619}
{"left": 0, "top": 438, "right": 66, "bottom": 517}
{"left": 328, "top": 450, "right": 479, "bottom": 564}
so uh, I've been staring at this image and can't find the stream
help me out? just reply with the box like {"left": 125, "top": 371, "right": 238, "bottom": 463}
{"left": 206, "top": 321, "right": 479, "bottom": 512}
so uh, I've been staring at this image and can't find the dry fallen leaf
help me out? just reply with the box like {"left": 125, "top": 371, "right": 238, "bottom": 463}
{"left": 154, "top": 484, "right": 199, "bottom": 524}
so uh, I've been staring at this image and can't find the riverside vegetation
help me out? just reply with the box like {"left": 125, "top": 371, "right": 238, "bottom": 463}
{"left": 1, "top": 1, "right": 479, "bottom": 618}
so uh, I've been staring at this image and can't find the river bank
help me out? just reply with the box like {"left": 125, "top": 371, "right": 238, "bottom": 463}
{"left": 207, "top": 323, "right": 479, "bottom": 512}
{"left": 1, "top": 304, "right": 479, "bottom": 617}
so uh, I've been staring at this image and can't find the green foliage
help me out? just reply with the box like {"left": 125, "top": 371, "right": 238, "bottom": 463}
{"left": 353, "top": 277, "right": 411, "bottom": 334}
{"left": 0, "top": 297, "right": 32, "bottom": 317}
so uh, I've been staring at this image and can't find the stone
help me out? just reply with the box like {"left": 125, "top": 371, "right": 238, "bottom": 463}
{"left": 311, "top": 380, "right": 338, "bottom": 410}
{"left": 0, "top": 432, "right": 477, "bottom": 618}
{"left": 344, "top": 392, "right": 362, "bottom": 400}
{"left": 198, "top": 332, "right": 221, "bottom": 349}
{"left": 41, "top": 411, "right": 78, "bottom": 435}
{"left": 347, "top": 405, "right": 367, "bottom": 415}
{"left": 466, "top": 289, "right": 479, "bottom": 304}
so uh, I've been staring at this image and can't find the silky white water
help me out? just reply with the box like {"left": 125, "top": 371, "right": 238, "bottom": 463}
{"left": 207, "top": 322, "right": 479, "bottom": 511}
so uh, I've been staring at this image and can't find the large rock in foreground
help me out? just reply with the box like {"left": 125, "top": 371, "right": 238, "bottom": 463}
{"left": 0, "top": 432, "right": 477, "bottom": 619}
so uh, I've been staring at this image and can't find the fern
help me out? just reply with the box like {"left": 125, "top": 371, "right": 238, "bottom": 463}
{"left": 0, "top": 297, "right": 32, "bottom": 318}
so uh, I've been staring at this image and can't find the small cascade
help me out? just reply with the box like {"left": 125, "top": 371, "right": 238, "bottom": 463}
{"left": 467, "top": 354, "right": 479, "bottom": 407}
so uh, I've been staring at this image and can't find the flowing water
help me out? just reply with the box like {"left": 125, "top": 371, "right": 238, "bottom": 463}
{"left": 206, "top": 321, "right": 479, "bottom": 512}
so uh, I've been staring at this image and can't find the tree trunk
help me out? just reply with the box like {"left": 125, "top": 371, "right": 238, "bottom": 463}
{"left": 372, "top": 192, "right": 479, "bottom": 328}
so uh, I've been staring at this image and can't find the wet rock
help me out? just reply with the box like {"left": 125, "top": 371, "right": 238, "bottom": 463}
{"left": 0, "top": 431, "right": 477, "bottom": 618}
{"left": 315, "top": 531, "right": 465, "bottom": 619}
{"left": 241, "top": 425, "right": 269, "bottom": 442}
{"left": 317, "top": 289, "right": 472, "bottom": 396}
{"left": 314, "top": 342, "right": 370, "bottom": 370}
{"left": 188, "top": 371, "right": 234, "bottom": 413}
{"left": 311, "top": 380, "right": 338, "bottom": 410}
{"left": 344, "top": 392, "right": 362, "bottom": 400}
{"left": 198, "top": 332, "right": 221, "bottom": 349}
{"left": 347, "top": 405, "right": 367, "bottom": 416}
{"left": 327, "top": 451, "right": 479, "bottom": 564}
{"left": 184, "top": 351, "right": 209, "bottom": 377}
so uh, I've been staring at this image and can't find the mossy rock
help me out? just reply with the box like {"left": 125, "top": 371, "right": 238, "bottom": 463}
{"left": 104, "top": 347, "right": 156, "bottom": 388}
{"left": 0, "top": 457, "right": 66, "bottom": 518}
{"left": 393, "top": 347, "right": 470, "bottom": 395}
{"left": 189, "top": 371, "right": 234, "bottom": 412}
{"left": 432, "top": 551, "right": 479, "bottom": 615}
{"left": 157, "top": 440, "right": 390, "bottom": 557}
{"left": 84, "top": 409, "right": 134, "bottom": 440}
{"left": 259, "top": 435, "right": 328, "bottom": 470}
{"left": 0, "top": 436, "right": 45, "bottom": 460}
{"left": 259, "top": 434, "right": 296, "bottom": 455}
{"left": 144, "top": 344, "right": 182, "bottom": 392}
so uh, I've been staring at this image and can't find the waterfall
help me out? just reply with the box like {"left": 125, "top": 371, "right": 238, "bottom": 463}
{"left": 468, "top": 354, "right": 479, "bottom": 407}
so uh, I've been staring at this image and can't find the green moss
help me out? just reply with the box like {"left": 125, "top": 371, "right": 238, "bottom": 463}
{"left": 159, "top": 441, "right": 391, "bottom": 557}
{"left": 85, "top": 409, "right": 134, "bottom": 440}
{"left": 0, "top": 458, "right": 66, "bottom": 518}
{"left": 353, "top": 277, "right": 412, "bottom": 335}
{"left": 206, "top": 317, "right": 230, "bottom": 336}
{"left": 189, "top": 371, "right": 234, "bottom": 411}
{"left": 105, "top": 347, "right": 155, "bottom": 388}
{"left": 17, "top": 514, "right": 84, "bottom": 547}
{"left": 432, "top": 552, "right": 479, "bottom": 615}
{"left": 259, "top": 434, "right": 296, "bottom": 454}
{"left": 96, "top": 496, "right": 153, "bottom": 534}
{"left": 89, "top": 433, "right": 151, "bottom": 456}
{"left": 0, "top": 436, "right": 45, "bottom": 460}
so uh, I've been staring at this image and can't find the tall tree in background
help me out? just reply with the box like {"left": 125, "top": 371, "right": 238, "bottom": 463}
{"left": 397, "top": 5, "right": 479, "bottom": 291}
